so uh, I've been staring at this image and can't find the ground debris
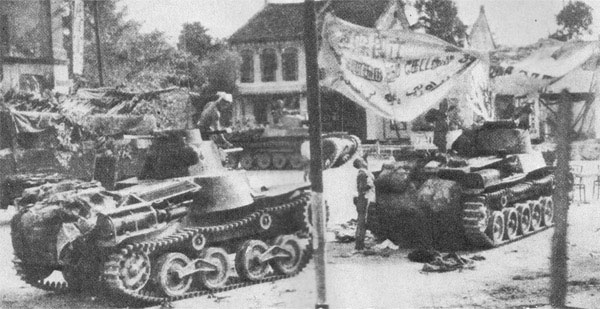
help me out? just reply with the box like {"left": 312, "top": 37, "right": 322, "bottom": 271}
{"left": 409, "top": 251, "right": 476, "bottom": 273}
{"left": 332, "top": 220, "right": 376, "bottom": 244}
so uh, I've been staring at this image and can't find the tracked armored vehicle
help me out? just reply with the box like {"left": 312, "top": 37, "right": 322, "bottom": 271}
{"left": 229, "top": 116, "right": 309, "bottom": 170}
{"left": 10, "top": 129, "right": 315, "bottom": 304}
{"left": 371, "top": 121, "right": 555, "bottom": 249}
{"left": 11, "top": 129, "right": 360, "bottom": 304}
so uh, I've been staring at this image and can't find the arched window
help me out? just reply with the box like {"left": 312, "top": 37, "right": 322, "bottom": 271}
{"left": 282, "top": 47, "right": 298, "bottom": 81}
{"left": 240, "top": 49, "right": 254, "bottom": 83}
{"left": 260, "top": 48, "right": 277, "bottom": 82}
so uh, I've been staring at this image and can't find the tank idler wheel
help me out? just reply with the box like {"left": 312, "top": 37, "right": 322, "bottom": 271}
{"left": 272, "top": 153, "right": 288, "bottom": 169}
{"left": 271, "top": 235, "right": 304, "bottom": 275}
{"left": 541, "top": 196, "right": 554, "bottom": 226}
{"left": 240, "top": 153, "right": 254, "bottom": 170}
{"left": 255, "top": 153, "right": 272, "bottom": 169}
{"left": 235, "top": 240, "right": 270, "bottom": 281}
{"left": 154, "top": 252, "right": 193, "bottom": 297}
{"left": 288, "top": 153, "right": 305, "bottom": 169}
{"left": 516, "top": 203, "right": 532, "bottom": 235}
{"left": 486, "top": 211, "right": 505, "bottom": 245}
{"left": 197, "top": 247, "right": 230, "bottom": 290}
{"left": 503, "top": 208, "right": 519, "bottom": 240}
{"left": 118, "top": 249, "right": 151, "bottom": 292}
{"left": 529, "top": 201, "right": 543, "bottom": 231}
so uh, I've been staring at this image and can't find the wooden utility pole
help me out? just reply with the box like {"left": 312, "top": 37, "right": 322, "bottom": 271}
{"left": 92, "top": 0, "right": 104, "bottom": 86}
{"left": 550, "top": 90, "right": 572, "bottom": 307}
{"left": 304, "top": 0, "right": 327, "bottom": 308}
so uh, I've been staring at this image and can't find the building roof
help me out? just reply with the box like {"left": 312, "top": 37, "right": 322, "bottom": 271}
{"left": 468, "top": 6, "right": 496, "bottom": 51}
{"left": 229, "top": 0, "right": 390, "bottom": 44}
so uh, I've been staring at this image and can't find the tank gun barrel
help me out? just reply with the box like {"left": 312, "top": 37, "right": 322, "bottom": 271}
{"left": 95, "top": 198, "right": 192, "bottom": 247}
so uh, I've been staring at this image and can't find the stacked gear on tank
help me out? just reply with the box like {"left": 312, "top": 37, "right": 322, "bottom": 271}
{"left": 369, "top": 121, "right": 555, "bottom": 249}
{"left": 11, "top": 129, "right": 360, "bottom": 304}
{"left": 228, "top": 115, "right": 309, "bottom": 170}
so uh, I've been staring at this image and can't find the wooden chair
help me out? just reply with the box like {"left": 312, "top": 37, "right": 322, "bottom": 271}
{"left": 571, "top": 165, "right": 586, "bottom": 203}
{"left": 592, "top": 165, "right": 600, "bottom": 199}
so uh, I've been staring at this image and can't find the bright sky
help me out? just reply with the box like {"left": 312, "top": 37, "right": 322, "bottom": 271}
{"left": 122, "top": 0, "right": 600, "bottom": 47}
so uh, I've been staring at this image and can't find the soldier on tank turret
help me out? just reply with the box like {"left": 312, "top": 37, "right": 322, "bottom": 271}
{"left": 197, "top": 91, "right": 234, "bottom": 148}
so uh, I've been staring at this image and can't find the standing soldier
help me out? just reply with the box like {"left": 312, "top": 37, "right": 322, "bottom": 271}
{"left": 197, "top": 91, "right": 234, "bottom": 148}
{"left": 353, "top": 157, "right": 375, "bottom": 250}
{"left": 425, "top": 99, "right": 453, "bottom": 153}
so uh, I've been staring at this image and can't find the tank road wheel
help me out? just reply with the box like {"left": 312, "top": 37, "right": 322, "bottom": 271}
{"left": 271, "top": 235, "right": 304, "bottom": 276}
{"left": 288, "top": 153, "right": 305, "bottom": 170}
{"left": 530, "top": 201, "right": 543, "bottom": 231}
{"left": 240, "top": 153, "right": 254, "bottom": 170}
{"left": 117, "top": 249, "right": 151, "bottom": 292}
{"left": 235, "top": 240, "right": 270, "bottom": 281}
{"left": 503, "top": 208, "right": 519, "bottom": 240}
{"left": 272, "top": 153, "right": 288, "bottom": 169}
{"left": 542, "top": 197, "right": 554, "bottom": 226}
{"left": 154, "top": 252, "right": 193, "bottom": 297}
{"left": 516, "top": 204, "right": 532, "bottom": 235}
{"left": 255, "top": 153, "right": 272, "bottom": 169}
{"left": 486, "top": 211, "right": 505, "bottom": 245}
{"left": 197, "top": 247, "right": 230, "bottom": 290}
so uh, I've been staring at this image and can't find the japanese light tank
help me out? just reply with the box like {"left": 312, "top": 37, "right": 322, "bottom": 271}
{"left": 228, "top": 115, "right": 309, "bottom": 170}
{"left": 10, "top": 129, "right": 311, "bottom": 304}
{"left": 370, "top": 121, "right": 555, "bottom": 249}
{"left": 10, "top": 129, "right": 360, "bottom": 304}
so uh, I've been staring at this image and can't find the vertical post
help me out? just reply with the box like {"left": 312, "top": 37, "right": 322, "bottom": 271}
{"left": 92, "top": 0, "right": 104, "bottom": 86}
{"left": 304, "top": 1, "right": 327, "bottom": 308}
{"left": 550, "top": 90, "right": 572, "bottom": 307}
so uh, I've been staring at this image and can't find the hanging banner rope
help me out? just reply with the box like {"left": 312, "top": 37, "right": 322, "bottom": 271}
{"left": 319, "top": 13, "right": 483, "bottom": 122}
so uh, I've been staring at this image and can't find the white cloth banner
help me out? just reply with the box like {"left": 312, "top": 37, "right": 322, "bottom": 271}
{"left": 319, "top": 13, "right": 483, "bottom": 122}
{"left": 491, "top": 39, "right": 600, "bottom": 96}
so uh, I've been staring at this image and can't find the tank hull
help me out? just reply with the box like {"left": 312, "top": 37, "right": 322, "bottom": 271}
{"left": 11, "top": 178, "right": 312, "bottom": 305}
{"left": 369, "top": 122, "right": 556, "bottom": 249}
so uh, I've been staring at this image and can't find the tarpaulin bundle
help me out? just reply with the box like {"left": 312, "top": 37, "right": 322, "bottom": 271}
{"left": 10, "top": 111, "right": 67, "bottom": 133}
{"left": 60, "top": 87, "right": 179, "bottom": 115}
{"left": 8, "top": 109, "right": 156, "bottom": 136}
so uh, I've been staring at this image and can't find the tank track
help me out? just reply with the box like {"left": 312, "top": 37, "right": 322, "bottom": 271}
{"left": 14, "top": 192, "right": 312, "bottom": 305}
{"left": 13, "top": 259, "right": 69, "bottom": 292}
{"left": 462, "top": 174, "right": 555, "bottom": 248}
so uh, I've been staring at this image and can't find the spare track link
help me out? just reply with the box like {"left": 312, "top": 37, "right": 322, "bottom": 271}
{"left": 101, "top": 192, "right": 313, "bottom": 305}
{"left": 462, "top": 174, "right": 555, "bottom": 248}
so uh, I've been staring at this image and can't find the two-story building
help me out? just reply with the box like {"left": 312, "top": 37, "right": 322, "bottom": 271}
{"left": 229, "top": 0, "right": 394, "bottom": 141}
{"left": 0, "top": 0, "right": 69, "bottom": 93}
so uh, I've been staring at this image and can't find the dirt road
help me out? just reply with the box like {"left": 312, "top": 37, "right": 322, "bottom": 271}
{"left": 0, "top": 169, "right": 599, "bottom": 308}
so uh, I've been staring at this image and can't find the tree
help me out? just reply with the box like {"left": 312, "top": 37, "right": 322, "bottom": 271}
{"left": 415, "top": 0, "right": 467, "bottom": 46}
{"left": 550, "top": 1, "right": 593, "bottom": 41}
{"left": 177, "top": 22, "right": 218, "bottom": 58}
{"left": 198, "top": 47, "right": 240, "bottom": 95}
